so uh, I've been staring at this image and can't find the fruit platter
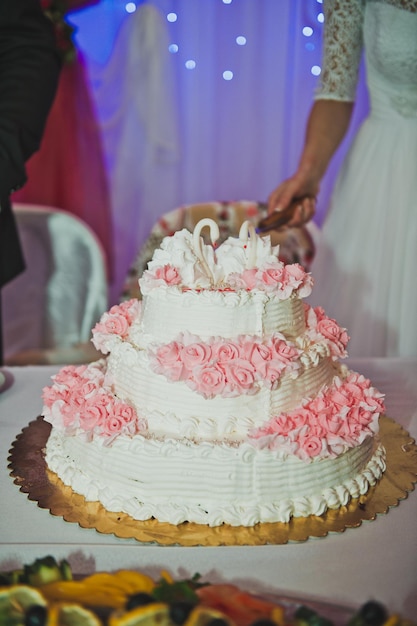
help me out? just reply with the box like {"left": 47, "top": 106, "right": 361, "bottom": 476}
{"left": 0, "top": 557, "right": 415, "bottom": 626}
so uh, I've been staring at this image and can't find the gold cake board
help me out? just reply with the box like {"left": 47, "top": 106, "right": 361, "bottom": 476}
{"left": 8, "top": 415, "right": 417, "bottom": 546}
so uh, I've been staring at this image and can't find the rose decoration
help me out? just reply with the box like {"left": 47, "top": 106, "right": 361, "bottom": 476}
{"left": 248, "top": 372, "right": 385, "bottom": 460}
{"left": 305, "top": 304, "right": 349, "bottom": 359}
{"left": 92, "top": 299, "right": 141, "bottom": 354}
{"left": 138, "top": 220, "right": 313, "bottom": 297}
{"left": 148, "top": 332, "right": 301, "bottom": 399}
{"left": 42, "top": 361, "right": 145, "bottom": 443}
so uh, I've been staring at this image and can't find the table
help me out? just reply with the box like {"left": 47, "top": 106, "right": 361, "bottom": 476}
{"left": 1, "top": 360, "right": 417, "bottom": 619}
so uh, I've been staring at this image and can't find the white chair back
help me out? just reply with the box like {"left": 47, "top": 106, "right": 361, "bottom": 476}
{"left": 3, "top": 204, "right": 108, "bottom": 361}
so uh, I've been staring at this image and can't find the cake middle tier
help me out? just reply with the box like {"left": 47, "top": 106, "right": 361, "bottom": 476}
{"left": 132, "top": 289, "right": 306, "bottom": 345}
{"left": 106, "top": 341, "right": 339, "bottom": 441}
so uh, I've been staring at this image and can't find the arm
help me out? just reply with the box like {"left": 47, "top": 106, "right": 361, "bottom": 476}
{"left": 267, "top": 0, "right": 364, "bottom": 224}
{"left": 267, "top": 100, "right": 354, "bottom": 221}
{"left": 0, "top": 0, "right": 61, "bottom": 198}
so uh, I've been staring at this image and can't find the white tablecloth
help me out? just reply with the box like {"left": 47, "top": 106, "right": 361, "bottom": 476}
{"left": 1, "top": 360, "right": 416, "bottom": 618}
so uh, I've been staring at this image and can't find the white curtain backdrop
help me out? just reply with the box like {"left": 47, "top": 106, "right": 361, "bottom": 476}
{"left": 69, "top": 0, "right": 368, "bottom": 303}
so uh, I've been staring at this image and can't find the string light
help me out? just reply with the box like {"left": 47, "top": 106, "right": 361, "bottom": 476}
{"left": 185, "top": 60, "right": 196, "bottom": 70}
{"left": 125, "top": 2, "right": 136, "bottom": 13}
{"left": 167, "top": 12, "right": 177, "bottom": 22}
{"left": 236, "top": 35, "right": 246, "bottom": 46}
{"left": 223, "top": 70, "right": 233, "bottom": 80}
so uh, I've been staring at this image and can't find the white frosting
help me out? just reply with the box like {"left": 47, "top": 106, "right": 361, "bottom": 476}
{"left": 135, "top": 289, "right": 306, "bottom": 345}
{"left": 45, "top": 429, "right": 386, "bottom": 527}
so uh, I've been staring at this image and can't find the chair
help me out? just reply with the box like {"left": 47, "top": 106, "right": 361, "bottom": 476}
{"left": 3, "top": 204, "right": 108, "bottom": 365}
{"left": 121, "top": 200, "right": 317, "bottom": 300}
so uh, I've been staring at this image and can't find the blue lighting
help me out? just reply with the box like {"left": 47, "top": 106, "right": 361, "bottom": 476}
{"left": 302, "top": 26, "right": 313, "bottom": 37}
{"left": 223, "top": 70, "right": 233, "bottom": 80}
{"left": 167, "top": 12, "right": 177, "bottom": 22}
{"left": 125, "top": 2, "right": 136, "bottom": 13}
{"left": 185, "top": 60, "right": 196, "bottom": 70}
{"left": 222, "top": 0, "right": 232, "bottom": 4}
{"left": 317, "top": 12, "right": 324, "bottom": 23}
{"left": 236, "top": 36, "right": 247, "bottom": 46}
{"left": 168, "top": 43, "right": 179, "bottom": 54}
{"left": 311, "top": 65, "right": 321, "bottom": 76}
{"left": 305, "top": 42, "right": 315, "bottom": 51}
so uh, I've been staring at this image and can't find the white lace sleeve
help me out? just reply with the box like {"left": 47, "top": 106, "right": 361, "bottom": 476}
{"left": 315, "top": 0, "right": 365, "bottom": 102}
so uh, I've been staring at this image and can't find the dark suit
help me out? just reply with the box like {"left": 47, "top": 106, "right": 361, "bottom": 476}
{"left": 0, "top": 0, "right": 60, "bottom": 361}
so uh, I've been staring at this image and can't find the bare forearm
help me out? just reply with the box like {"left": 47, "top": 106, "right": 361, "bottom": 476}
{"left": 267, "top": 99, "right": 354, "bottom": 220}
{"left": 298, "top": 99, "right": 354, "bottom": 183}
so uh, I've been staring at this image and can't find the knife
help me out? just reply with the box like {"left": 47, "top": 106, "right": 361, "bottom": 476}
{"left": 256, "top": 196, "right": 313, "bottom": 234}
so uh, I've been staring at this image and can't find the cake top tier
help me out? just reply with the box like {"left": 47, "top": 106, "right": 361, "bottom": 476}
{"left": 139, "top": 218, "right": 313, "bottom": 299}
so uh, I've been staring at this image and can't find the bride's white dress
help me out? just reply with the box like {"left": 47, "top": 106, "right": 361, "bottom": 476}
{"left": 310, "top": 0, "right": 417, "bottom": 357}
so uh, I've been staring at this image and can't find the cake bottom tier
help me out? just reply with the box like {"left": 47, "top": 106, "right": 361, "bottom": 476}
{"left": 44, "top": 429, "right": 386, "bottom": 527}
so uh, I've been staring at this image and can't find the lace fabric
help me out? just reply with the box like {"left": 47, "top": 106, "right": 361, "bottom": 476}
{"left": 315, "top": 0, "right": 417, "bottom": 102}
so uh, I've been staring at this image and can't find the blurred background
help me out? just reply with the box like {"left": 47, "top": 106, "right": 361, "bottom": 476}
{"left": 13, "top": 0, "right": 369, "bottom": 304}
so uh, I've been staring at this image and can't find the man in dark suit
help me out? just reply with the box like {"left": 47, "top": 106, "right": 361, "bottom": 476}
{"left": 0, "top": 0, "right": 60, "bottom": 363}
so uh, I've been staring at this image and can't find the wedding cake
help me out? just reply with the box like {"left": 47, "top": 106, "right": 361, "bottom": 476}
{"left": 42, "top": 219, "right": 386, "bottom": 527}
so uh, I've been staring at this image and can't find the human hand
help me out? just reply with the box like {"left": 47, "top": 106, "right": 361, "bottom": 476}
{"left": 267, "top": 176, "right": 317, "bottom": 227}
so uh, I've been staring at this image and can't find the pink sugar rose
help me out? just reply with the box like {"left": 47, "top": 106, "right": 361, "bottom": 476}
{"left": 269, "top": 336, "right": 300, "bottom": 366}
{"left": 257, "top": 262, "right": 286, "bottom": 291}
{"left": 149, "top": 342, "right": 181, "bottom": 379}
{"left": 315, "top": 405, "right": 343, "bottom": 435}
{"left": 297, "top": 433, "right": 323, "bottom": 459}
{"left": 154, "top": 264, "right": 182, "bottom": 286}
{"left": 222, "top": 358, "right": 256, "bottom": 393}
{"left": 60, "top": 401, "right": 80, "bottom": 428}
{"left": 261, "top": 359, "right": 285, "bottom": 389}
{"left": 242, "top": 341, "right": 271, "bottom": 369}
{"left": 151, "top": 341, "right": 186, "bottom": 381}
{"left": 113, "top": 402, "right": 137, "bottom": 424}
{"left": 111, "top": 298, "right": 140, "bottom": 324}
{"left": 102, "top": 312, "right": 130, "bottom": 338}
{"left": 328, "top": 386, "right": 351, "bottom": 410}
{"left": 79, "top": 380, "right": 99, "bottom": 398}
{"left": 53, "top": 366, "right": 85, "bottom": 389}
{"left": 65, "top": 388, "right": 86, "bottom": 412}
{"left": 316, "top": 317, "right": 349, "bottom": 356}
{"left": 101, "top": 414, "right": 126, "bottom": 437}
{"left": 213, "top": 341, "right": 241, "bottom": 363}
{"left": 283, "top": 263, "right": 306, "bottom": 287}
{"left": 155, "top": 341, "right": 182, "bottom": 365}
{"left": 187, "top": 363, "right": 226, "bottom": 398}
{"left": 42, "top": 385, "right": 62, "bottom": 408}
{"left": 290, "top": 408, "right": 316, "bottom": 431}
{"left": 284, "top": 264, "right": 313, "bottom": 297}
{"left": 180, "top": 341, "right": 212, "bottom": 369}
{"left": 346, "top": 405, "right": 373, "bottom": 426}
{"left": 80, "top": 396, "right": 110, "bottom": 429}
{"left": 265, "top": 414, "right": 300, "bottom": 435}
{"left": 240, "top": 269, "right": 258, "bottom": 290}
